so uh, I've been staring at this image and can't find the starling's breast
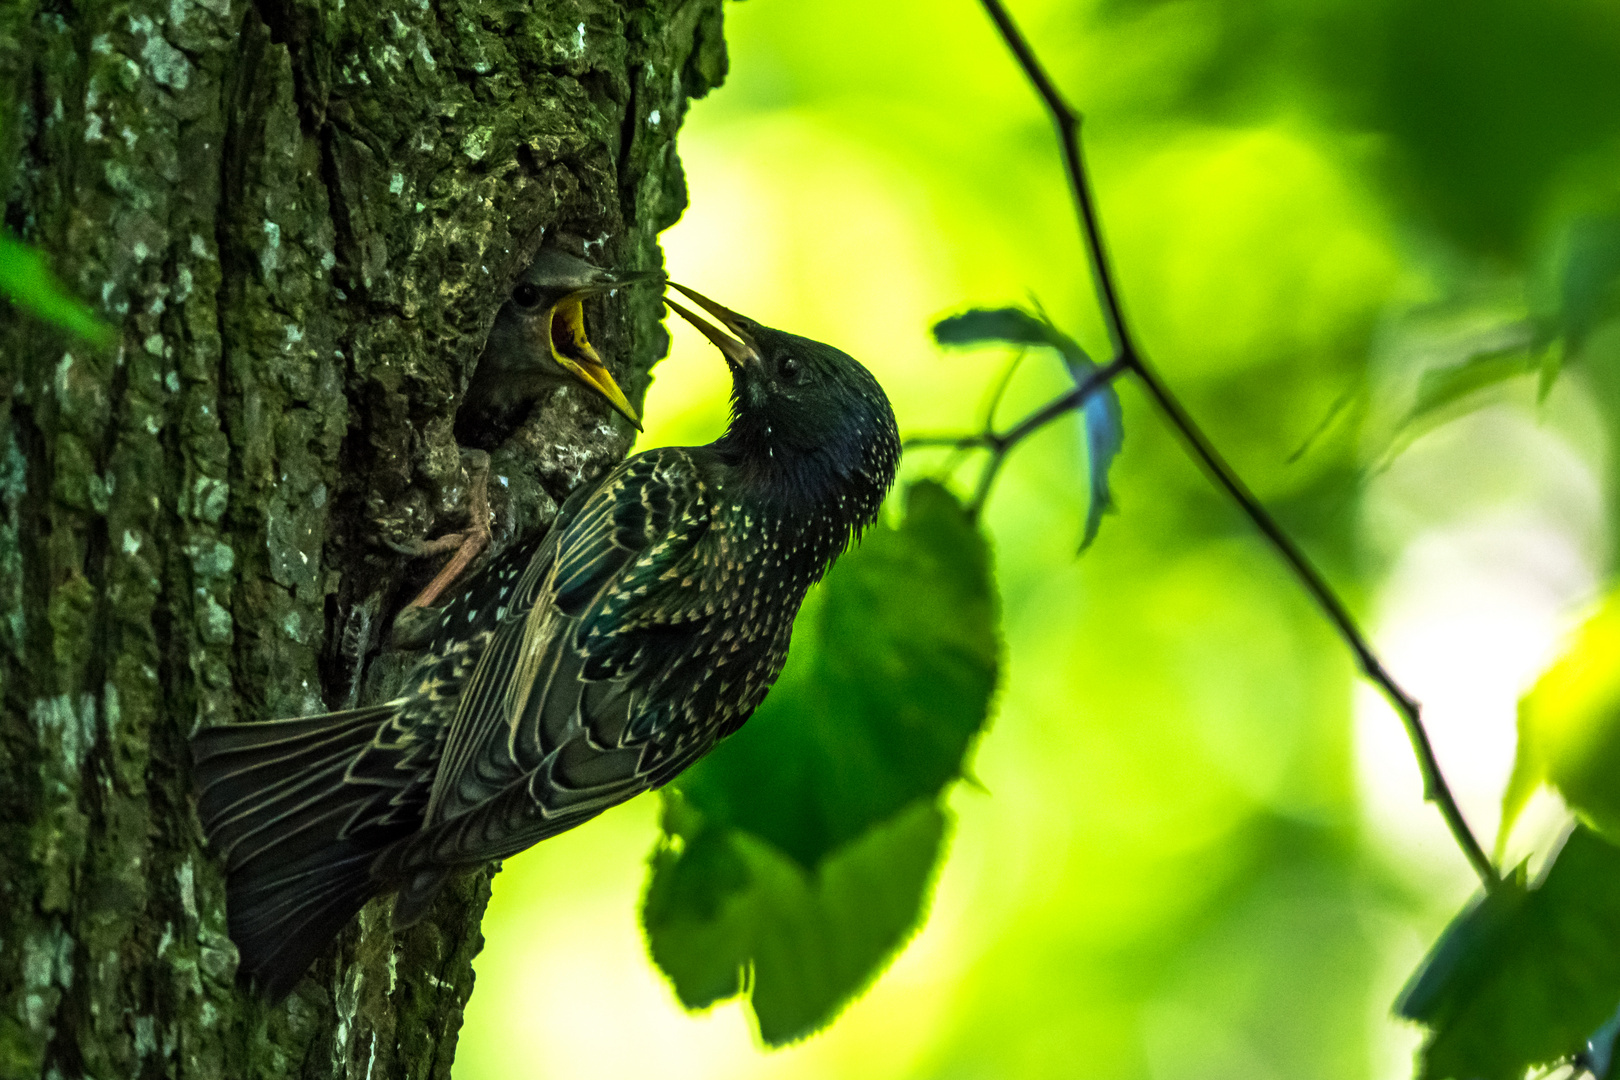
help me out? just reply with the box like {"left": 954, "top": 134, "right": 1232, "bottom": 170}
{"left": 643, "top": 493, "right": 849, "bottom": 754}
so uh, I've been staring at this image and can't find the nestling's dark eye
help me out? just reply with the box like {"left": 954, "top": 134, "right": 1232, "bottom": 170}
{"left": 778, "top": 354, "right": 801, "bottom": 383}
{"left": 512, "top": 283, "right": 542, "bottom": 308}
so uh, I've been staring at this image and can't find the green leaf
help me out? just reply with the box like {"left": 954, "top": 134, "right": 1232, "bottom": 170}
{"left": 1506, "top": 589, "right": 1620, "bottom": 846}
{"left": 1588, "top": 1006, "right": 1620, "bottom": 1079}
{"left": 644, "top": 799, "right": 948, "bottom": 1045}
{"left": 1404, "top": 346, "right": 1538, "bottom": 434}
{"left": 1536, "top": 345, "right": 1564, "bottom": 404}
{"left": 932, "top": 306, "right": 1064, "bottom": 350}
{"left": 1398, "top": 827, "right": 1620, "bottom": 1080}
{"left": 1496, "top": 707, "right": 1543, "bottom": 862}
{"left": 643, "top": 481, "right": 999, "bottom": 1043}
{"left": 932, "top": 306, "right": 1123, "bottom": 549}
{"left": 0, "top": 233, "right": 114, "bottom": 345}
{"left": 1554, "top": 216, "right": 1620, "bottom": 353}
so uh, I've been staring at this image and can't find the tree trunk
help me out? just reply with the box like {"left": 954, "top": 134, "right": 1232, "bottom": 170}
{"left": 0, "top": 0, "right": 723, "bottom": 1075}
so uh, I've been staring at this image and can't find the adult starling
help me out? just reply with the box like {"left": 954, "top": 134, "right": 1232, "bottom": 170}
{"left": 190, "top": 282, "right": 901, "bottom": 1000}
{"left": 403, "top": 245, "right": 655, "bottom": 609}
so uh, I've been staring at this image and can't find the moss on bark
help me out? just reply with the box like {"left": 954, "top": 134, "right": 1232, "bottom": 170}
{"left": 0, "top": 0, "right": 725, "bottom": 1075}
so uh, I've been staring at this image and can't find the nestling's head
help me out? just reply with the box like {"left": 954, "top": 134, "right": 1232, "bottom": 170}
{"left": 458, "top": 246, "right": 656, "bottom": 447}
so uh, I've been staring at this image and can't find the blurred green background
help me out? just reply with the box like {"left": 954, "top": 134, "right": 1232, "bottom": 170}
{"left": 458, "top": 0, "right": 1620, "bottom": 1076}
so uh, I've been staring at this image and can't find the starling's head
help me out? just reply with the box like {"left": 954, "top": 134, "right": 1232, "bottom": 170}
{"left": 462, "top": 246, "right": 655, "bottom": 440}
{"left": 666, "top": 283, "right": 900, "bottom": 520}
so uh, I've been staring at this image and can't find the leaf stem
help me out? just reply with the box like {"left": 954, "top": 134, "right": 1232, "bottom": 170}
{"left": 906, "top": 358, "right": 1131, "bottom": 518}
{"left": 975, "top": 0, "right": 1498, "bottom": 886}
{"left": 981, "top": 348, "right": 1028, "bottom": 433}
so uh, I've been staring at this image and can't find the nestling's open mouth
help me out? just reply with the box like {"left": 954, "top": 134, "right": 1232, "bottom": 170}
{"left": 549, "top": 296, "right": 597, "bottom": 365}
{"left": 546, "top": 294, "right": 642, "bottom": 429}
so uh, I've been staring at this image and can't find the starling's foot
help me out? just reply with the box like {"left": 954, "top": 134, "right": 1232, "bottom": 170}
{"left": 386, "top": 532, "right": 470, "bottom": 558}
{"left": 401, "top": 450, "right": 493, "bottom": 610}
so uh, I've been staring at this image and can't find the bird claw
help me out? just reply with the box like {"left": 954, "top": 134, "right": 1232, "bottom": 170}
{"left": 401, "top": 450, "right": 495, "bottom": 610}
{"left": 403, "top": 527, "right": 491, "bottom": 610}
{"left": 386, "top": 531, "right": 473, "bottom": 558}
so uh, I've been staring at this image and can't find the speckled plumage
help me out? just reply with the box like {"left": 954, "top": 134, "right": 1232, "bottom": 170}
{"left": 190, "top": 287, "right": 900, "bottom": 1000}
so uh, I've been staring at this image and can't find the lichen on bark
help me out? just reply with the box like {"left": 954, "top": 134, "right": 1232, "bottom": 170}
{"left": 0, "top": 0, "right": 725, "bottom": 1076}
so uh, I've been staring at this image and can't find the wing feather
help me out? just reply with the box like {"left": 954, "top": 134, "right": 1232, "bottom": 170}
{"left": 419, "top": 448, "right": 725, "bottom": 841}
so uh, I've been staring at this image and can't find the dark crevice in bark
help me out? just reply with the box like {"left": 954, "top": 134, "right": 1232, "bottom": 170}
{"left": 250, "top": 0, "right": 331, "bottom": 131}
{"left": 617, "top": 61, "right": 644, "bottom": 219}
{"left": 314, "top": 121, "right": 355, "bottom": 304}
{"left": 78, "top": 361, "right": 125, "bottom": 705}
{"left": 5, "top": 398, "right": 52, "bottom": 698}
{"left": 214, "top": 12, "right": 258, "bottom": 444}
{"left": 8, "top": 49, "right": 46, "bottom": 227}
{"left": 213, "top": 17, "right": 258, "bottom": 725}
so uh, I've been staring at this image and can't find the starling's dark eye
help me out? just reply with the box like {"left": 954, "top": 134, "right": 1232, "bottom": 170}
{"left": 512, "top": 283, "right": 542, "bottom": 309}
{"left": 777, "top": 354, "right": 801, "bottom": 383}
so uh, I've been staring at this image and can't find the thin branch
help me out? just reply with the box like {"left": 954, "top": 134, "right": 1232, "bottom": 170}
{"left": 970, "top": 453, "right": 1009, "bottom": 517}
{"left": 904, "top": 433, "right": 997, "bottom": 452}
{"left": 977, "top": 2, "right": 1133, "bottom": 362}
{"left": 1002, "top": 358, "right": 1130, "bottom": 448}
{"left": 906, "top": 358, "right": 1131, "bottom": 518}
{"left": 976, "top": 0, "right": 1498, "bottom": 886}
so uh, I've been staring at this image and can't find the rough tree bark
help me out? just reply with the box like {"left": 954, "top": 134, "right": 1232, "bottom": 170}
{"left": 0, "top": 0, "right": 724, "bottom": 1075}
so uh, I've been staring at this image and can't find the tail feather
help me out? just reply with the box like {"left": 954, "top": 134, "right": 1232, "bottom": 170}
{"left": 227, "top": 844, "right": 380, "bottom": 1001}
{"left": 195, "top": 708, "right": 390, "bottom": 865}
{"left": 190, "top": 704, "right": 419, "bottom": 1000}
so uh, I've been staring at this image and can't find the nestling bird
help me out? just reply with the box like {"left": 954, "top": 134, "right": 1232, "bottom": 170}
{"left": 403, "top": 244, "right": 656, "bottom": 610}
{"left": 190, "top": 282, "right": 901, "bottom": 1000}
{"left": 457, "top": 243, "right": 651, "bottom": 445}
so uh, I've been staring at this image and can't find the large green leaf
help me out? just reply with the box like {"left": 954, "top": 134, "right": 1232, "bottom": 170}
{"left": 642, "top": 481, "right": 999, "bottom": 1044}
{"left": 1406, "top": 346, "right": 1538, "bottom": 429}
{"left": 0, "top": 233, "right": 114, "bottom": 345}
{"left": 1389, "top": 218, "right": 1620, "bottom": 445}
{"left": 1552, "top": 215, "right": 1620, "bottom": 353}
{"left": 1379, "top": 307, "right": 1541, "bottom": 460}
{"left": 1398, "top": 826, "right": 1620, "bottom": 1080}
{"left": 645, "top": 799, "right": 948, "bottom": 1045}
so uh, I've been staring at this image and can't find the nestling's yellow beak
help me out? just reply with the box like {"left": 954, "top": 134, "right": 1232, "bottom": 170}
{"left": 545, "top": 293, "right": 643, "bottom": 430}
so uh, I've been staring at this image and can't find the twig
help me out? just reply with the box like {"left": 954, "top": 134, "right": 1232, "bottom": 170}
{"left": 904, "top": 433, "right": 996, "bottom": 452}
{"left": 906, "top": 358, "right": 1131, "bottom": 517}
{"left": 976, "top": 2, "right": 1133, "bottom": 361}
{"left": 975, "top": 0, "right": 1497, "bottom": 886}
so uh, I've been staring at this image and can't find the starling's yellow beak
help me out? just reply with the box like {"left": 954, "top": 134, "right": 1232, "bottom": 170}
{"left": 544, "top": 282, "right": 650, "bottom": 431}
{"left": 664, "top": 282, "right": 763, "bottom": 373}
